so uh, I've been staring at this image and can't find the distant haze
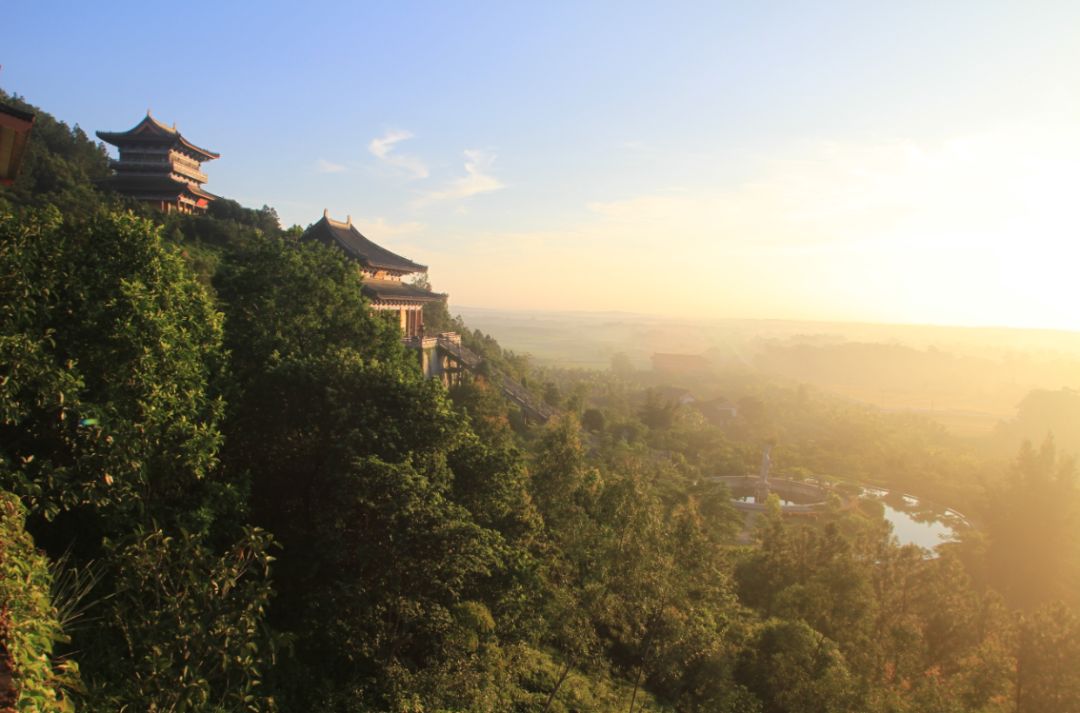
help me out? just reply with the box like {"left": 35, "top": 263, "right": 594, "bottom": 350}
{"left": 455, "top": 307, "right": 1080, "bottom": 438}
{"left": 454, "top": 307, "right": 1080, "bottom": 367}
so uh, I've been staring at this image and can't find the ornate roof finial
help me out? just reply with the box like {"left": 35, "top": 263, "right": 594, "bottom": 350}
{"left": 347, "top": 215, "right": 352, "bottom": 226}
{"left": 323, "top": 208, "right": 329, "bottom": 219}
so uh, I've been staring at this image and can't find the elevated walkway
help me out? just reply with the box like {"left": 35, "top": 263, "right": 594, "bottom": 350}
{"left": 404, "top": 332, "right": 555, "bottom": 424}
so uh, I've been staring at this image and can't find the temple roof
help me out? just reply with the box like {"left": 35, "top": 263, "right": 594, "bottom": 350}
{"left": 362, "top": 278, "right": 444, "bottom": 303}
{"left": 303, "top": 212, "right": 427, "bottom": 274}
{"left": 96, "top": 113, "right": 220, "bottom": 161}
{"left": 0, "top": 102, "right": 35, "bottom": 128}
{"left": 185, "top": 182, "right": 218, "bottom": 201}
{"left": 103, "top": 173, "right": 219, "bottom": 201}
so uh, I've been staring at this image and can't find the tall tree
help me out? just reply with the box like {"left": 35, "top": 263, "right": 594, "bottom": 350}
{"left": 215, "top": 236, "right": 534, "bottom": 710}
{"left": 0, "top": 208, "right": 275, "bottom": 711}
{"left": 1015, "top": 603, "right": 1080, "bottom": 713}
{"left": 984, "top": 438, "right": 1080, "bottom": 610}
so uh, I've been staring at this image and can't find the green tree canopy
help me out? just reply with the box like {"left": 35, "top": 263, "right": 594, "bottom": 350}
{"left": 0, "top": 207, "right": 275, "bottom": 712}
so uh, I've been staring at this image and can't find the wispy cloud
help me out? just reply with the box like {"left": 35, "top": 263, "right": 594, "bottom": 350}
{"left": 368, "top": 129, "right": 429, "bottom": 179}
{"left": 315, "top": 158, "right": 346, "bottom": 173}
{"left": 418, "top": 121, "right": 1080, "bottom": 328}
{"left": 416, "top": 149, "right": 505, "bottom": 206}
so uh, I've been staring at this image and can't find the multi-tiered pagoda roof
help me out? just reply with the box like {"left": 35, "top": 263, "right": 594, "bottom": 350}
{"left": 96, "top": 113, "right": 219, "bottom": 214}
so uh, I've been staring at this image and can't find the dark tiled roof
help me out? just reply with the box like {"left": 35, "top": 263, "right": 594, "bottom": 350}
{"left": 103, "top": 174, "right": 219, "bottom": 201}
{"left": 96, "top": 114, "right": 219, "bottom": 161}
{"left": 303, "top": 215, "right": 427, "bottom": 274}
{"left": 186, "top": 182, "right": 218, "bottom": 201}
{"left": 0, "top": 102, "right": 35, "bottom": 126}
{"left": 362, "top": 278, "right": 444, "bottom": 303}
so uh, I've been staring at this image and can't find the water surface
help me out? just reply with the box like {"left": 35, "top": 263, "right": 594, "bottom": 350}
{"left": 864, "top": 490, "right": 964, "bottom": 552}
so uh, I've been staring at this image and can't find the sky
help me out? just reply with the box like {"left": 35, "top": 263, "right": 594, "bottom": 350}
{"left": 5, "top": 1, "right": 1080, "bottom": 330}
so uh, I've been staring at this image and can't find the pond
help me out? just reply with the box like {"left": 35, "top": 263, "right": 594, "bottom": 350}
{"left": 720, "top": 475, "right": 969, "bottom": 553}
{"left": 729, "top": 482, "right": 827, "bottom": 507}
{"left": 862, "top": 489, "right": 966, "bottom": 552}
{"left": 734, "top": 494, "right": 798, "bottom": 506}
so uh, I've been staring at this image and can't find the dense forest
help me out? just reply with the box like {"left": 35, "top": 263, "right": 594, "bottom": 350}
{"left": 2, "top": 92, "right": 1079, "bottom": 712}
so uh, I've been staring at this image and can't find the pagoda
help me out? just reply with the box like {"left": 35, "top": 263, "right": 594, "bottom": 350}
{"left": 302, "top": 210, "right": 442, "bottom": 339}
{"left": 302, "top": 210, "right": 552, "bottom": 414}
{"left": 96, "top": 113, "right": 218, "bottom": 214}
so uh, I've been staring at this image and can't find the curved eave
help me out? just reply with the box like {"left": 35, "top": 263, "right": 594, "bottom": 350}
{"left": 96, "top": 114, "right": 219, "bottom": 161}
{"left": 361, "top": 279, "right": 445, "bottom": 303}
{"left": 306, "top": 217, "right": 428, "bottom": 274}
{"left": 97, "top": 114, "right": 176, "bottom": 145}
{"left": 100, "top": 174, "right": 217, "bottom": 201}
{"left": 365, "top": 258, "right": 429, "bottom": 273}
{"left": 186, "top": 183, "right": 218, "bottom": 200}
{"left": 0, "top": 103, "right": 35, "bottom": 129}
{"left": 174, "top": 135, "right": 219, "bottom": 161}
{"left": 95, "top": 130, "right": 136, "bottom": 146}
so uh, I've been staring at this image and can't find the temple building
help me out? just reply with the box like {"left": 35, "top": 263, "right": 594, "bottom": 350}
{"left": 302, "top": 210, "right": 553, "bottom": 418}
{"left": 96, "top": 113, "right": 218, "bottom": 214}
{"left": 302, "top": 210, "right": 443, "bottom": 339}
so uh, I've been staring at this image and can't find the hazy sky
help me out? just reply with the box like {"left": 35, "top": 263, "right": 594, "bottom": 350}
{"left": 6, "top": 1, "right": 1080, "bottom": 329}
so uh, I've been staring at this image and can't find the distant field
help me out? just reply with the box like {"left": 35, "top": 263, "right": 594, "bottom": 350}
{"left": 455, "top": 307, "right": 1080, "bottom": 363}
{"left": 925, "top": 410, "right": 1001, "bottom": 438}
{"left": 813, "top": 383, "right": 1004, "bottom": 437}
{"left": 453, "top": 306, "right": 1080, "bottom": 439}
